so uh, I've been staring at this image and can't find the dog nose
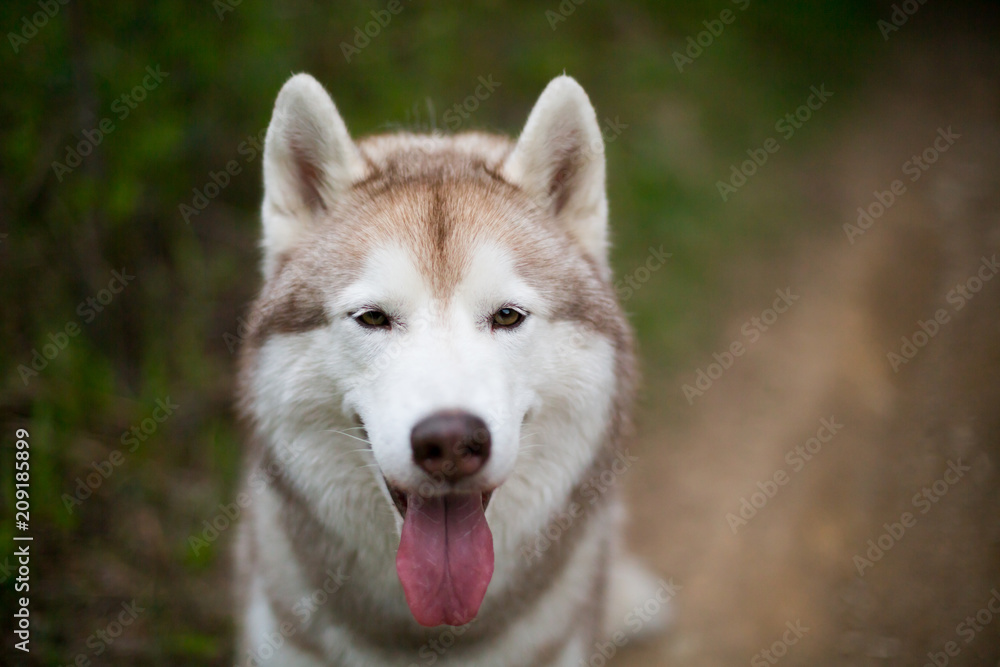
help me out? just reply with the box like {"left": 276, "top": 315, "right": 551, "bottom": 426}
{"left": 411, "top": 410, "right": 491, "bottom": 482}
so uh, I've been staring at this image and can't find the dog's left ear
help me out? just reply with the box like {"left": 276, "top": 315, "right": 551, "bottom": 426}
{"left": 261, "top": 73, "right": 367, "bottom": 277}
{"left": 503, "top": 76, "right": 609, "bottom": 267}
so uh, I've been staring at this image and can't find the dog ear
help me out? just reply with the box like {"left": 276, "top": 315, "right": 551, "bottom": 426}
{"left": 503, "top": 75, "right": 609, "bottom": 267}
{"left": 261, "top": 73, "right": 366, "bottom": 277}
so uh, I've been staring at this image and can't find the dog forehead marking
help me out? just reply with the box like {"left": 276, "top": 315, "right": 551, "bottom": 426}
{"left": 249, "top": 138, "right": 614, "bottom": 347}
{"left": 340, "top": 168, "right": 539, "bottom": 301}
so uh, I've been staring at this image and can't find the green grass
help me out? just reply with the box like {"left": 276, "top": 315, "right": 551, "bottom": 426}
{"left": 0, "top": 0, "right": 883, "bottom": 661}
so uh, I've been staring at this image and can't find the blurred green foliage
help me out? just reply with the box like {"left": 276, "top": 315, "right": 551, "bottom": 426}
{"left": 0, "top": 0, "right": 883, "bottom": 662}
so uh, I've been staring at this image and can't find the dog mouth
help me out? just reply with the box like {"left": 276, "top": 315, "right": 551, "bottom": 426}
{"left": 387, "top": 479, "right": 496, "bottom": 628}
{"left": 387, "top": 482, "right": 493, "bottom": 518}
{"left": 356, "top": 406, "right": 497, "bottom": 628}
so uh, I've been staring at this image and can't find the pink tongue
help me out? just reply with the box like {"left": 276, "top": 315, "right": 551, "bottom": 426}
{"left": 396, "top": 493, "right": 494, "bottom": 627}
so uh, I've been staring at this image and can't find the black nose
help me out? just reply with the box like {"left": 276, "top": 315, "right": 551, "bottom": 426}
{"left": 411, "top": 410, "right": 491, "bottom": 483}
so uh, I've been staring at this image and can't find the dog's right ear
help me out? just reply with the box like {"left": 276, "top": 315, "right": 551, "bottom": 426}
{"left": 502, "top": 76, "right": 609, "bottom": 273}
{"left": 261, "top": 73, "right": 366, "bottom": 277}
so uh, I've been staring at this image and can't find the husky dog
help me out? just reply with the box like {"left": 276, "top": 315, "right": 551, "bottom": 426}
{"left": 234, "top": 73, "right": 663, "bottom": 666}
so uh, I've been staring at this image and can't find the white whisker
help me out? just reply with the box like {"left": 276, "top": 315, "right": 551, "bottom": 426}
{"left": 323, "top": 429, "right": 373, "bottom": 445}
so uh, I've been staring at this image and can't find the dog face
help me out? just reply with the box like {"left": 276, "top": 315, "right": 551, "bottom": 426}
{"left": 240, "top": 74, "right": 627, "bottom": 626}
{"left": 333, "top": 224, "right": 544, "bottom": 498}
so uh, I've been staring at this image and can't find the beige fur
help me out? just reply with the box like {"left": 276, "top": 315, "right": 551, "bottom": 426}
{"left": 233, "top": 74, "right": 661, "bottom": 666}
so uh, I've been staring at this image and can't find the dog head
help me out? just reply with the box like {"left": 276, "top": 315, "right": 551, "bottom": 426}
{"left": 241, "top": 73, "right": 630, "bottom": 626}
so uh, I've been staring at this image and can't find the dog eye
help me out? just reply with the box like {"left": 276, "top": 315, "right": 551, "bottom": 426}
{"left": 355, "top": 310, "right": 390, "bottom": 329}
{"left": 492, "top": 307, "right": 525, "bottom": 329}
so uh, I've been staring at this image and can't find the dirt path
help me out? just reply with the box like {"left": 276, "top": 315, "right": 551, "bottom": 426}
{"left": 613, "top": 31, "right": 1000, "bottom": 667}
